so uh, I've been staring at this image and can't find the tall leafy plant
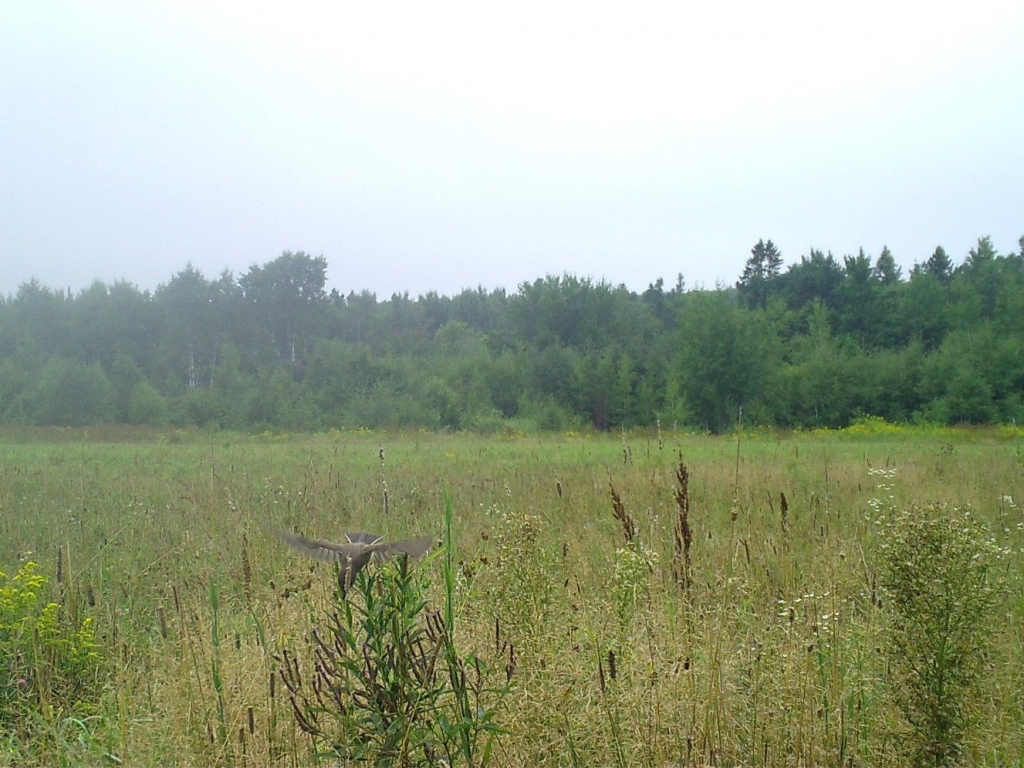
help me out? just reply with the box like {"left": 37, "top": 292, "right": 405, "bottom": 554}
{"left": 877, "top": 504, "right": 1005, "bottom": 766}
{"left": 278, "top": 497, "right": 506, "bottom": 767}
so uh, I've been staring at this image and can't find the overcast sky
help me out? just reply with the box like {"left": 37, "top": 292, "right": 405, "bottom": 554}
{"left": 2, "top": 1, "right": 1022, "bottom": 299}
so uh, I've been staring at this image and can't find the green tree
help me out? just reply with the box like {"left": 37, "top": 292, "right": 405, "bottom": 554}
{"left": 449, "top": 286, "right": 511, "bottom": 342}
{"left": 916, "top": 328, "right": 1013, "bottom": 424}
{"left": 335, "top": 290, "right": 382, "bottom": 345}
{"left": 835, "top": 249, "right": 876, "bottom": 343}
{"left": 484, "top": 349, "right": 525, "bottom": 418}
{"left": 871, "top": 248, "right": 905, "bottom": 348}
{"left": 923, "top": 245, "right": 954, "bottom": 285}
{"left": 993, "top": 256, "right": 1024, "bottom": 336}
{"left": 641, "top": 278, "right": 672, "bottom": 326}
{"left": 873, "top": 246, "right": 902, "bottom": 285}
{"left": 526, "top": 342, "right": 581, "bottom": 410}
{"left": 774, "top": 301, "right": 863, "bottom": 427}
{"left": 430, "top": 321, "right": 495, "bottom": 428}
{"left": 862, "top": 343, "right": 925, "bottom": 422}
{"left": 955, "top": 236, "right": 1001, "bottom": 319}
{"left": 70, "top": 280, "right": 155, "bottom": 371}
{"left": 897, "top": 272, "right": 951, "bottom": 350}
{"left": 110, "top": 353, "right": 144, "bottom": 423}
{"left": 736, "top": 239, "right": 783, "bottom": 309}
{"left": 154, "top": 265, "right": 220, "bottom": 391}
{"left": 239, "top": 251, "right": 328, "bottom": 367}
{"left": 126, "top": 379, "right": 170, "bottom": 426}
{"left": 23, "top": 358, "right": 113, "bottom": 426}
{"left": 778, "top": 249, "right": 844, "bottom": 313}
{"left": 573, "top": 348, "right": 623, "bottom": 430}
{"left": 247, "top": 365, "right": 318, "bottom": 430}
{"left": 510, "top": 274, "right": 619, "bottom": 349}
{"left": 378, "top": 291, "right": 433, "bottom": 355}
{"left": 676, "top": 291, "right": 779, "bottom": 432}
{"left": 9, "top": 280, "right": 71, "bottom": 359}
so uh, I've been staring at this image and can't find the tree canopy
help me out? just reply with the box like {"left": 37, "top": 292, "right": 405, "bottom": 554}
{"left": 1, "top": 238, "right": 1022, "bottom": 432}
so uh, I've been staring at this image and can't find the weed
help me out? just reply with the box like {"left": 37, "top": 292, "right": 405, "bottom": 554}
{"left": 482, "top": 507, "right": 558, "bottom": 650}
{"left": 877, "top": 504, "right": 1007, "bottom": 766}
{"left": 278, "top": 498, "right": 507, "bottom": 767}
{"left": 0, "top": 561, "right": 104, "bottom": 759}
{"left": 672, "top": 455, "right": 692, "bottom": 591}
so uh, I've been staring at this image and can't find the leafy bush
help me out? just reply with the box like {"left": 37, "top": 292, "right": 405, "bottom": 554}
{"left": 610, "top": 542, "right": 657, "bottom": 639}
{"left": 877, "top": 504, "right": 1006, "bottom": 766}
{"left": 482, "top": 508, "right": 560, "bottom": 649}
{"left": 15, "top": 359, "right": 114, "bottom": 426}
{"left": 279, "top": 507, "right": 506, "bottom": 767}
{"left": 0, "top": 562, "right": 104, "bottom": 743}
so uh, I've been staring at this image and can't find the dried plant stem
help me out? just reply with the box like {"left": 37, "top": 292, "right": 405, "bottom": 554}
{"left": 673, "top": 455, "right": 692, "bottom": 591}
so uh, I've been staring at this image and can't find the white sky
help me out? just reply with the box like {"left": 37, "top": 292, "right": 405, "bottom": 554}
{"left": 2, "top": 0, "right": 1023, "bottom": 298}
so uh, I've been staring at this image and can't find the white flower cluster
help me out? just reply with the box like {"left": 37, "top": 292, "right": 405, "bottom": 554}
{"left": 867, "top": 467, "right": 897, "bottom": 517}
{"left": 775, "top": 590, "right": 838, "bottom": 627}
{"left": 997, "top": 495, "right": 1022, "bottom": 551}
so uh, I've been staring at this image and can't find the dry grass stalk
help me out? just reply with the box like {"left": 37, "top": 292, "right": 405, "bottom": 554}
{"left": 505, "top": 641, "right": 516, "bottom": 682}
{"left": 241, "top": 533, "right": 253, "bottom": 605}
{"left": 673, "top": 455, "right": 692, "bottom": 590}
{"left": 610, "top": 482, "right": 637, "bottom": 542}
{"left": 379, "top": 445, "right": 390, "bottom": 515}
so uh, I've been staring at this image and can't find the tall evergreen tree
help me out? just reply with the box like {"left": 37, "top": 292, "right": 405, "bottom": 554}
{"left": 835, "top": 249, "right": 876, "bottom": 342}
{"left": 957, "top": 236, "right": 1001, "bottom": 319}
{"left": 924, "top": 246, "right": 954, "bottom": 285}
{"left": 737, "top": 239, "right": 783, "bottom": 309}
{"left": 873, "top": 246, "right": 902, "bottom": 285}
{"left": 870, "top": 247, "right": 904, "bottom": 348}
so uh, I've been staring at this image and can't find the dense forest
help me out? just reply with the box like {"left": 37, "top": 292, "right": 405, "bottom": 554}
{"left": 1, "top": 236, "right": 1022, "bottom": 432}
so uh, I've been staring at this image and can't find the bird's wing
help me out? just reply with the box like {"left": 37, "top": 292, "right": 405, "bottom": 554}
{"left": 385, "top": 537, "right": 433, "bottom": 558}
{"left": 279, "top": 531, "right": 374, "bottom": 564}
{"left": 279, "top": 531, "right": 431, "bottom": 563}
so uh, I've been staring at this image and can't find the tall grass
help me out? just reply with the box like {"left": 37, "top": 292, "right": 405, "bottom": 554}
{"left": 0, "top": 426, "right": 1021, "bottom": 765}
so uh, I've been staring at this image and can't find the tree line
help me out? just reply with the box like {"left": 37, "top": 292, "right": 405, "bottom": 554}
{"left": 1, "top": 237, "right": 1022, "bottom": 432}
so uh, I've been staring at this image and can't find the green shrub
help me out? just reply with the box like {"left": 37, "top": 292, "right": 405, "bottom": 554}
{"left": 610, "top": 542, "right": 657, "bottom": 640}
{"left": 482, "top": 508, "right": 560, "bottom": 649}
{"left": 877, "top": 504, "right": 1006, "bottom": 766}
{"left": 0, "top": 562, "right": 104, "bottom": 743}
{"left": 279, "top": 507, "right": 506, "bottom": 767}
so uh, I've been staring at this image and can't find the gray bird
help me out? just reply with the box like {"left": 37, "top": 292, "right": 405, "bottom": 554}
{"left": 279, "top": 530, "right": 432, "bottom": 588}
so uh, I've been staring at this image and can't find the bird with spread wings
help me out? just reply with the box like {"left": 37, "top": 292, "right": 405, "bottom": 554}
{"left": 279, "top": 530, "right": 433, "bottom": 589}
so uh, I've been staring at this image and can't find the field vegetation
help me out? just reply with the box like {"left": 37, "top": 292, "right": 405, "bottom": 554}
{"left": 1, "top": 424, "right": 1021, "bottom": 766}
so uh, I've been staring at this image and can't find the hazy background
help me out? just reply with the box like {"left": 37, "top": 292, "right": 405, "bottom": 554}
{"left": 2, "top": 0, "right": 1022, "bottom": 298}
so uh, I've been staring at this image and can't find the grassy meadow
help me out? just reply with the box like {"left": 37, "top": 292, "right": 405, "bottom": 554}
{"left": 1, "top": 424, "right": 1022, "bottom": 766}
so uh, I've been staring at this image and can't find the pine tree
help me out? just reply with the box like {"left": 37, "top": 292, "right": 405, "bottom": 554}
{"left": 925, "top": 246, "right": 953, "bottom": 285}
{"left": 873, "top": 246, "right": 902, "bottom": 285}
{"left": 737, "top": 239, "right": 783, "bottom": 309}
